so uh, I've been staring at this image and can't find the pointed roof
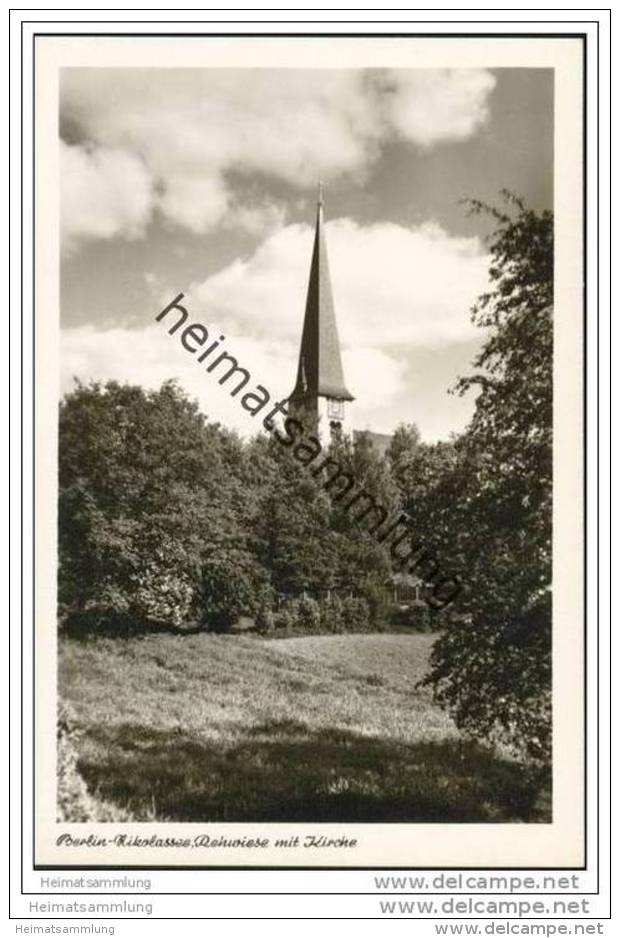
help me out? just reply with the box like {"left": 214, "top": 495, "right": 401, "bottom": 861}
{"left": 290, "top": 186, "right": 354, "bottom": 403}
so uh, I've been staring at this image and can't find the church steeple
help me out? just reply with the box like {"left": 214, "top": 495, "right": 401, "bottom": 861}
{"left": 289, "top": 186, "right": 354, "bottom": 432}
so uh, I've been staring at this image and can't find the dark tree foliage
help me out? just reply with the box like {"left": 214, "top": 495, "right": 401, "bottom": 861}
{"left": 58, "top": 380, "right": 398, "bottom": 635}
{"left": 389, "top": 436, "right": 464, "bottom": 589}
{"left": 421, "top": 192, "right": 553, "bottom": 762}
{"left": 325, "top": 431, "right": 397, "bottom": 594}
{"left": 59, "top": 380, "right": 264, "bottom": 632}
{"left": 386, "top": 423, "right": 421, "bottom": 482}
{"left": 251, "top": 437, "right": 338, "bottom": 597}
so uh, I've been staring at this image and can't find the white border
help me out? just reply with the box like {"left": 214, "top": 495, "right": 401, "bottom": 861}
{"left": 8, "top": 7, "right": 610, "bottom": 925}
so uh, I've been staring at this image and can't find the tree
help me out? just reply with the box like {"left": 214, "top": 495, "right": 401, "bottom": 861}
{"left": 324, "top": 431, "right": 397, "bottom": 600}
{"left": 58, "top": 379, "right": 263, "bottom": 631}
{"left": 250, "top": 436, "right": 338, "bottom": 598}
{"left": 386, "top": 422, "right": 421, "bottom": 488}
{"left": 389, "top": 437, "right": 464, "bottom": 596}
{"left": 421, "top": 193, "right": 553, "bottom": 762}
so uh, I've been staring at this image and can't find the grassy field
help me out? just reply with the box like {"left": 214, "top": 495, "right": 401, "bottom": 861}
{"left": 59, "top": 632, "right": 549, "bottom": 823}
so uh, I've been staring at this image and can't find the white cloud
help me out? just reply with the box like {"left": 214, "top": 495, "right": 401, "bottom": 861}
{"left": 61, "top": 217, "right": 488, "bottom": 440}
{"left": 156, "top": 173, "right": 230, "bottom": 235}
{"left": 60, "top": 323, "right": 413, "bottom": 440}
{"left": 60, "top": 141, "right": 153, "bottom": 252}
{"left": 191, "top": 218, "right": 490, "bottom": 348}
{"left": 226, "top": 200, "right": 287, "bottom": 237}
{"left": 60, "top": 319, "right": 475, "bottom": 442}
{"left": 343, "top": 347, "right": 410, "bottom": 433}
{"left": 385, "top": 69, "right": 496, "bottom": 146}
{"left": 60, "top": 323, "right": 296, "bottom": 437}
{"left": 60, "top": 67, "right": 496, "bottom": 249}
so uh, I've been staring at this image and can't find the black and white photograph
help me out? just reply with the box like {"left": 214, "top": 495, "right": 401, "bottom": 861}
{"left": 27, "top": 32, "right": 586, "bottom": 870}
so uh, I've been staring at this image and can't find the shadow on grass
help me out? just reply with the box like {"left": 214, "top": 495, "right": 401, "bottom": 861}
{"left": 61, "top": 609, "right": 206, "bottom": 640}
{"left": 77, "top": 719, "right": 551, "bottom": 823}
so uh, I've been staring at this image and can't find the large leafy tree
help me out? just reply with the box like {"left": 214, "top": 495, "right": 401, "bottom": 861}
{"left": 325, "top": 431, "right": 398, "bottom": 597}
{"left": 58, "top": 379, "right": 263, "bottom": 631}
{"left": 388, "top": 436, "right": 463, "bottom": 595}
{"left": 250, "top": 436, "right": 338, "bottom": 597}
{"left": 422, "top": 193, "right": 554, "bottom": 762}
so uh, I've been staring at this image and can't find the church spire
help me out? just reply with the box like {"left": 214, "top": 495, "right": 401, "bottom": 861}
{"left": 289, "top": 186, "right": 354, "bottom": 421}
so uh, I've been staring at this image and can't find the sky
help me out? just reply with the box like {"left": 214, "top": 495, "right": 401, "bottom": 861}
{"left": 60, "top": 67, "right": 553, "bottom": 441}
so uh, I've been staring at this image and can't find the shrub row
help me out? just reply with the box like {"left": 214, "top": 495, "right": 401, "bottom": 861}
{"left": 256, "top": 594, "right": 375, "bottom": 636}
{"left": 254, "top": 594, "right": 436, "bottom": 636}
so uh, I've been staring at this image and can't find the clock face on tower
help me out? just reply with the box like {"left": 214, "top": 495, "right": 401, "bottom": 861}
{"left": 326, "top": 398, "right": 345, "bottom": 422}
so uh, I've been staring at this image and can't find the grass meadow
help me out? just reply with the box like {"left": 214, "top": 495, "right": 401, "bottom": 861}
{"left": 58, "top": 632, "right": 550, "bottom": 823}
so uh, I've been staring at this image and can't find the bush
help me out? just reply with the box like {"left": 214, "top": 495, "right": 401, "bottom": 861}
{"left": 201, "top": 554, "right": 269, "bottom": 632}
{"left": 405, "top": 599, "right": 431, "bottom": 631}
{"left": 270, "top": 593, "right": 377, "bottom": 635}
{"left": 362, "top": 583, "right": 390, "bottom": 627}
{"left": 388, "top": 600, "right": 431, "bottom": 631}
{"left": 255, "top": 605, "right": 275, "bottom": 635}
{"left": 319, "top": 594, "right": 344, "bottom": 633}
{"left": 273, "top": 603, "right": 297, "bottom": 631}
{"left": 297, "top": 595, "right": 321, "bottom": 632}
{"left": 131, "top": 556, "right": 196, "bottom": 629}
{"left": 341, "top": 596, "right": 370, "bottom": 632}
{"left": 61, "top": 608, "right": 135, "bottom": 638}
